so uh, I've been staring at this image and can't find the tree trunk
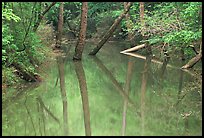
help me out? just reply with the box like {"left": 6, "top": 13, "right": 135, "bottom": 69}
{"left": 124, "top": 2, "right": 134, "bottom": 44}
{"left": 89, "top": 2, "right": 132, "bottom": 55}
{"left": 55, "top": 2, "right": 64, "bottom": 48}
{"left": 181, "top": 53, "right": 202, "bottom": 69}
{"left": 139, "top": 2, "right": 152, "bottom": 55}
{"left": 33, "top": 2, "right": 57, "bottom": 32}
{"left": 139, "top": 2, "right": 145, "bottom": 37}
{"left": 73, "top": 2, "right": 88, "bottom": 60}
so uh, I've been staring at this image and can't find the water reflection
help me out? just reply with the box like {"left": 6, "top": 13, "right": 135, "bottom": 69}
{"left": 92, "top": 56, "right": 140, "bottom": 116}
{"left": 121, "top": 57, "right": 135, "bottom": 136}
{"left": 140, "top": 54, "right": 152, "bottom": 136}
{"left": 57, "top": 56, "right": 69, "bottom": 135}
{"left": 2, "top": 42, "right": 202, "bottom": 136}
{"left": 74, "top": 61, "right": 91, "bottom": 136}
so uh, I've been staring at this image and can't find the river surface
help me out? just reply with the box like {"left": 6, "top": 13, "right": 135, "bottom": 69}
{"left": 2, "top": 41, "right": 202, "bottom": 136}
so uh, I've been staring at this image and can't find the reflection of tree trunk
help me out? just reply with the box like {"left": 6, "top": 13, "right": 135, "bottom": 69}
{"left": 92, "top": 56, "right": 140, "bottom": 116}
{"left": 24, "top": 97, "right": 36, "bottom": 136}
{"left": 74, "top": 61, "right": 91, "bottom": 136}
{"left": 160, "top": 56, "right": 170, "bottom": 78}
{"left": 2, "top": 83, "right": 40, "bottom": 110}
{"left": 37, "top": 97, "right": 60, "bottom": 124}
{"left": 175, "top": 60, "right": 185, "bottom": 106}
{"left": 184, "top": 118, "right": 189, "bottom": 135}
{"left": 39, "top": 97, "right": 46, "bottom": 136}
{"left": 89, "top": 2, "right": 132, "bottom": 55}
{"left": 37, "top": 100, "right": 43, "bottom": 136}
{"left": 57, "top": 56, "right": 68, "bottom": 135}
{"left": 140, "top": 56, "right": 151, "bottom": 136}
{"left": 121, "top": 58, "right": 134, "bottom": 136}
{"left": 55, "top": 2, "right": 64, "bottom": 48}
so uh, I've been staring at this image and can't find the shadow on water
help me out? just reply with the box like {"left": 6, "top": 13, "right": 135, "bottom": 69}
{"left": 2, "top": 42, "right": 202, "bottom": 136}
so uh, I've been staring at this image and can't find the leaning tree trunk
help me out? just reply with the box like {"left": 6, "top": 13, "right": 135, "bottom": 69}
{"left": 55, "top": 2, "right": 64, "bottom": 48}
{"left": 89, "top": 2, "right": 132, "bottom": 55}
{"left": 73, "top": 2, "right": 88, "bottom": 60}
{"left": 181, "top": 53, "right": 202, "bottom": 69}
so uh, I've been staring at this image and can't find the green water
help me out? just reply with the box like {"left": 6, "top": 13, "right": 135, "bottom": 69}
{"left": 2, "top": 41, "right": 202, "bottom": 136}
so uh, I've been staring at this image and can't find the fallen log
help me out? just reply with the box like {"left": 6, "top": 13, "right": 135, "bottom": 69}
{"left": 120, "top": 44, "right": 146, "bottom": 54}
{"left": 120, "top": 52, "right": 200, "bottom": 79}
{"left": 181, "top": 53, "right": 202, "bottom": 69}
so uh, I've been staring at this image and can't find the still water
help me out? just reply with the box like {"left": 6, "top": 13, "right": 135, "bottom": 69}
{"left": 2, "top": 41, "right": 202, "bottom": 136}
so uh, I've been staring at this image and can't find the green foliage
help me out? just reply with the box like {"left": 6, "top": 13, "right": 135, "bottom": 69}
{"left": 2, "top": 2, "right": 51, "bottom": 86}
{"left": 2, "top": 67, "right": 21, "bottom": 86}
{"left": 2, "top": 3, "right": 20, "bottom": 22}
{"left": 46, "top": 2, "right": 81, "bottom": 29}
{"left": 131, "top": 2, "right": 202, "bottom": 58}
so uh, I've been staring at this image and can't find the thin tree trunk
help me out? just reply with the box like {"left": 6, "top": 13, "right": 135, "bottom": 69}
{"left": 74, "top": 61, "right": 91, "bottom": 136}
{"left": 55, "top": 2, "right": 64, "bottom": 48}
{"left": 139, "top": 2, "right": 145, "bottom": 37}
{"left": 124, "top": 2, "right": 134, "bottom": 44}
{"left": 73, "top": 2, "right": 88, "bottom": 60}
{"left": 89, "top": 2, "right": 132, "bottom": 55}
{"left": 139, "top": 2, "right": 152, "bottom": 54}
{"left": 33, "top": 2, "right": 57, "bottom": 32}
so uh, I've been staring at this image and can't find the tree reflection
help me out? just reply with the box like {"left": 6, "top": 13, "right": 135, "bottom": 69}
{"left": 140, "top": 55, "right": 151, "bottom": 136}
{"left": 92, "top": 56, "right": 139, "bottom": 115}
{"left": 121, "top": 57, "right": 135, "bottom": 136}
{"left": 74, "top": 61, "right": 91, "bottom": 136}
{"left": 57, "top": 56, "right": 69, "bottom": 136}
